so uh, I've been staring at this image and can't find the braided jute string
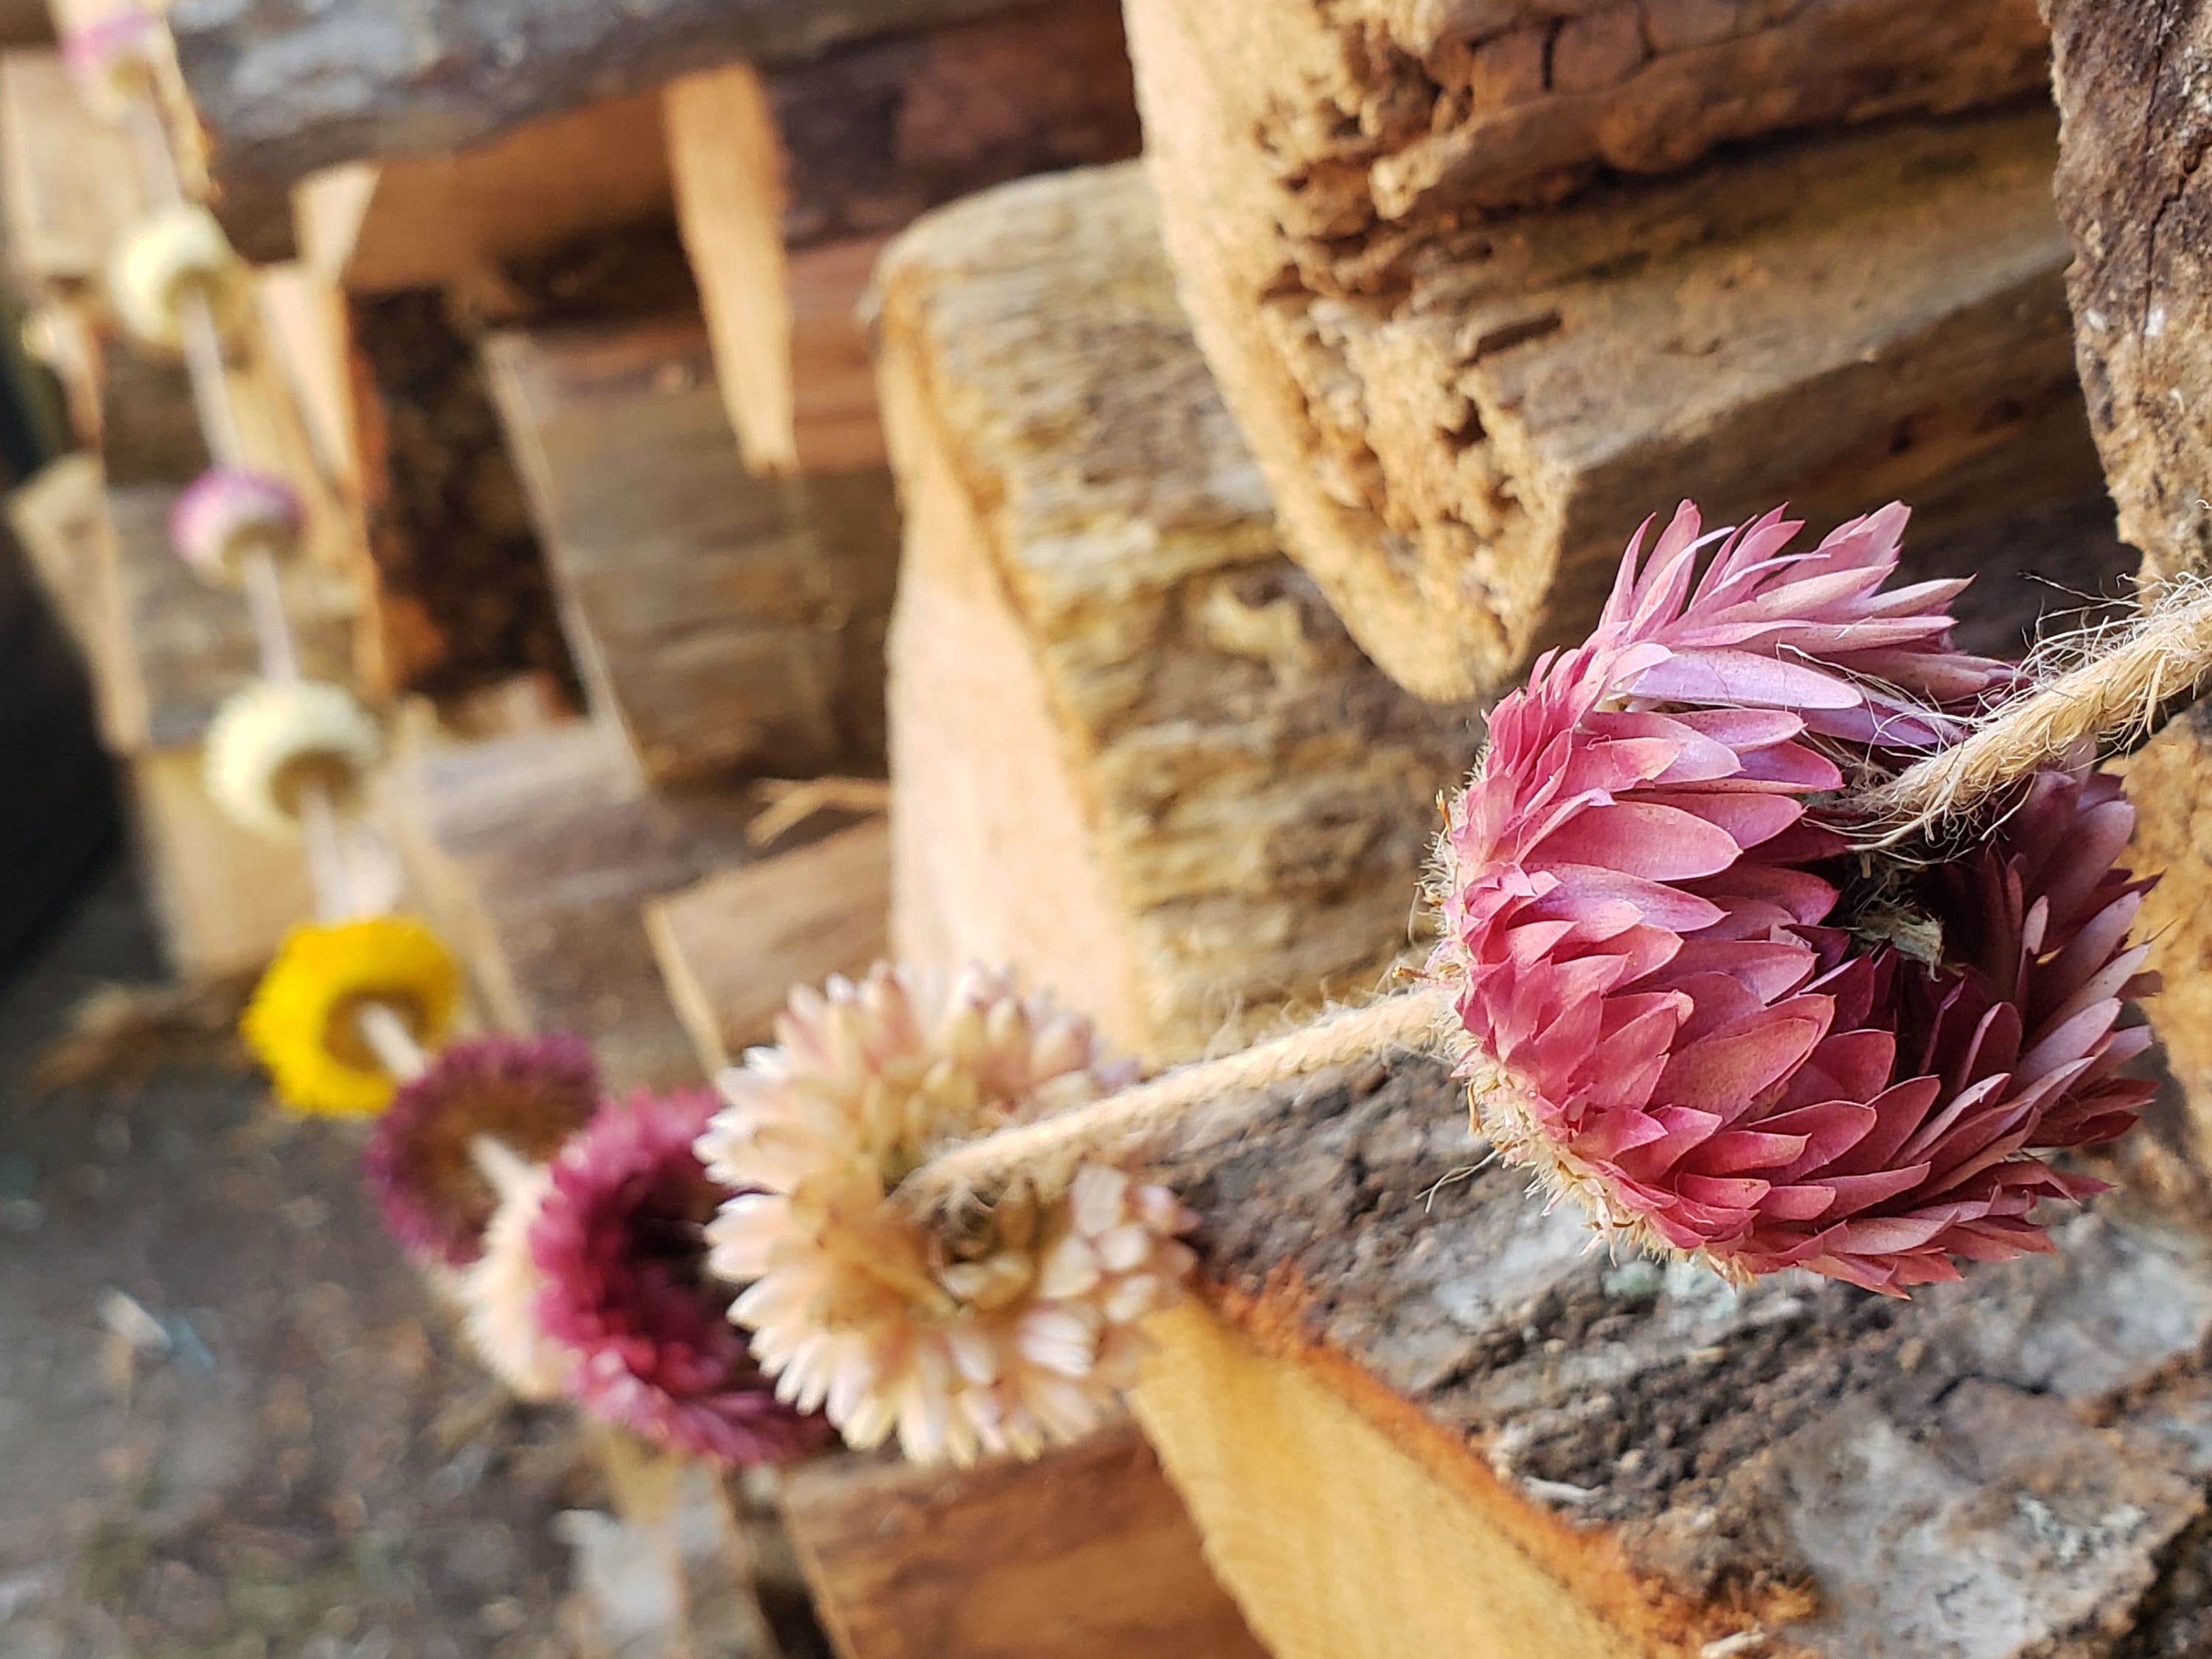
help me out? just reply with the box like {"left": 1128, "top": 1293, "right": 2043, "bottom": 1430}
{"left": 894, "top": 571, "right": 2212, "bottom": 1221}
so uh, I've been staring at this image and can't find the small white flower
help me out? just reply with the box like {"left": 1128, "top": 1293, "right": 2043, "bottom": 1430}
{"left": 204, "top": 679, "right": 380, "bottom": 842}
{"left": 109, "top": 204, "right": 249, "bottom": 350}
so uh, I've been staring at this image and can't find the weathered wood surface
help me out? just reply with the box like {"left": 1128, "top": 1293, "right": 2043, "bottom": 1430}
{"left": 781, "top": 1422, "right": 1267, "bottom": 1659}
{"left": 129, "top": 745, "right": 313, "bottom": 981}
{"left": 482, "top": 310, "right": 897, "bottom": 785}
{"left": 165, "top": 0, "right": 1019, "bottom": 260}
{"left": 346, "top": 289, "right": 576, "bottom": 706}
{"left": 383, "top": 722, "right": 761, "bottom": 1091}
{"left": 2043, "top": 0, "right": 2212, "bottom": 1176}
{"left": 295, "top": 90, "right": 672, "bottom": 305}
{"left": 878, "top": 165, "right": 1484, "bottom": 1065}
{"left": 1126, "top": 0, "right": 2098, "bottom": 699}
{"left": 644, "top": 817, "right": 890, "bottom": 1074}
{"left": 1133, "top": 1054, "right": 2212, "bottom": 1658}
{"left": 0, "top": 49, "right": 145, "bottom": 296}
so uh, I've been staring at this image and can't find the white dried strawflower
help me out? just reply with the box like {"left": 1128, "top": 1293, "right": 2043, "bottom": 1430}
{"left": 459, "top": 1151, "right": 569, "bottom": 1401}
{"left": 108, "top": 203, "right": 250, "bottom": 349}
{"left": 204, "top": 679, "right": 380, "bottom": 842}
{"left": 698, "top": 963, "right": 1197, "bottom": 1466}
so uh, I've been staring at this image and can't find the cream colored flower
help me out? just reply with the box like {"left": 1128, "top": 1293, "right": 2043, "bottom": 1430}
{"left": 698, "top": 963, "right": 1196, "bottom": 1467}
{"left": 204, "top": 679, "right": 380, "bottom": 842}
{"left": 109, "top": 203, "right": 250, "bottom": 349}
{"left": 459, "top": 1150, "right": 571, "bottom": 1402}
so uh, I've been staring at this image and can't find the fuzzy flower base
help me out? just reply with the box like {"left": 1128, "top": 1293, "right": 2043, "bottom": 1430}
{"left": 242, "top": 917, "right": 461, "bottom": 1116}
{"left": 700, "top": 964, "right": 1197, "bottom": 1467}
{"left": 531, "top": 1089, "right": 830, "bottom": 1467}
{"left": 1433, "top": 504, "right": 2155, "bottom": 1293}
{"left": 364, "top": 1034, "right": 601, "bottom": 1267}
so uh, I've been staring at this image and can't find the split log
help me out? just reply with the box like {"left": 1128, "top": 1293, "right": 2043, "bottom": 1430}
{"left": 293, "top": 90, "right": 672, "bottom": 308}
{"left": 482, "top": 310, "right": 897, "bottom": 785}
{"left": 344, "top": 289, "right": 576, "bottom": 706}
{"left": 643, "top": 818, "right": 891, "bottom": 1074}
{"left": 164, "top": 0, "right": 1024, "bottom": 261}
{"left": 1124, "top": 0, "right": 2098, "bottom": 700}
{"left": 1130, "top": 1054, "right": 2212, "bottom": 1658}
{"left": 0, "top": 48, "right": 144, "bottom": 298}
{"left": 664, "top": 0, "right": 1138, "bottom": 476}
{"left": 877, "top": 164, "right": 1483, "bottom": 1065}
{"left": 382, "top": 722, "right": 762, "bottom": 1091}
{"left": 2045, "top": 0, "right": 2212, "bottom": 1177}
{"left": 780, "top": 1422, "right": 1266, "bottom": 1659}
{"left": 130, "top": 746, "right": 316, "bottom": 980}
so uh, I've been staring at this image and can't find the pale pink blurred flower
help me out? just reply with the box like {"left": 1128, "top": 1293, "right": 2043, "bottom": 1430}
{"left": 170, "top": 467, "right": 305, "bottom": 586}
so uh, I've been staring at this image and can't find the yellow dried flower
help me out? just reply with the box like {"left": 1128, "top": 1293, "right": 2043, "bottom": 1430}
{"left": 242, "top": 917, "right": 462, "bottom": 1116}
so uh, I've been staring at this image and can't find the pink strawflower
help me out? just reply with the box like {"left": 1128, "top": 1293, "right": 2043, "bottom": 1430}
{"left": 363, "top": 1035, "right": 601, "bottom": 1267}
{"left": 170, "top": 467, "right": 305, "bottom": 585}
{"left": 1433, "top": 503, "right": 2155, "bottom": 1293}
{"left": 531, "top": 1089, "right": 831, "bottom": 1466}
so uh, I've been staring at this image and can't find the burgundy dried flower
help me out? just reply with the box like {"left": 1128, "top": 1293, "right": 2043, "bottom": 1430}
{"left": 1433, "top": 503, "right": 2155, "bottom": 1293}
{"left": 531, "top": 1088, "right": 831, "bottom": 1466}
{"left": 364, "top": 1034, "right": 602, "bottom": 1267}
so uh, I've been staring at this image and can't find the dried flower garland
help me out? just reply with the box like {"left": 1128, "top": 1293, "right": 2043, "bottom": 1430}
{"left": 170, "top": 467, "right": 306, "bottom": 585}
{"left": 242, "top": 917, "right": 461, "bottom": 1116}
{"left": 365, "top": 1034, "right": 602, "bottom": 1267}
{"left": 530, "top": 1089, "right": 832, "bottom": 1465}
{"left": 108, "top": 201, "right": 248, "bottom": 349}
{"left": 698, "top": 964, "right": 1195, "bottom": 1465}
{"left": 204, "top": 679, "right": 380, "bottom": 842}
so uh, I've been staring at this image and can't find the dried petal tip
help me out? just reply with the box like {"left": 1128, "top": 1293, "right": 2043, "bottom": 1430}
{"left": 530, "top": 1089, "right": 831, "bottom": 1467}
{"left": 1434, "top": 503, "right": 2153, "bottom": 1293}
{"left": 699, "top": 962, "right": 1195, "bottom": 1466}
{"left": 364, "top": 1034, "right": 601, "bottom": 1267}
{"left": 170, "top": 467, "right": 305, "bottom": 586}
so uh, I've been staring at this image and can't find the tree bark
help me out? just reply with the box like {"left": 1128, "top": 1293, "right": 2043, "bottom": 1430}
{"left": 1124, "top": 0, "right": 2079, "bottom": 701}
{"left": 877, "top": 164, "right": 1486, "bottom": 1065}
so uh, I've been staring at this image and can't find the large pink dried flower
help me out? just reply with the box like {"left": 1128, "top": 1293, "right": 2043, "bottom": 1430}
{"left": 364, "top": 1034, "right": 602, "bottom": 1267}
{"left": 530, "top": 1088, "right": 831, "bottom": 1467}
{"left": 1433, "top": 503, "right": 2155, "bottom": 1293}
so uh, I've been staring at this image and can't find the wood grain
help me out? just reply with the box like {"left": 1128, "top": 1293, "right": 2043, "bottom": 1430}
{"left": 780, "top": 1422, "right": 1266, "bottom": 1659}
{"left": 482, "top": 310, "right": 896, "bottom": 785}
{"left": 644, "top": 817, "right": 890, "bottom": 1073}
{"left": 1126, "top": 0, "right": 2096, "bottom": 700}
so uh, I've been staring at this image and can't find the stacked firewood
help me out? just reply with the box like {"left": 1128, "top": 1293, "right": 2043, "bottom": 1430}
{"left": 16, "top": 0, "right": 2212, "bottom": 1655}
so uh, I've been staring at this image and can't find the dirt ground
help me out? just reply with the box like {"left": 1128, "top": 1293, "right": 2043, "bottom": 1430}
{"left": 0, "top": 855, "right": 591, "bottom": 1658}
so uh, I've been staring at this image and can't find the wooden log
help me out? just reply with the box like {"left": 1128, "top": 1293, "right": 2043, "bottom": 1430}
{"left": 1127, "top": 1054, "right": 2212, "bottom": 1658}
{"left": 0, "top": 48, "right": 144, "bottom": 298}
{"left": 876, "top": 164, "right": 1483, "bottom": 1065}
{"left": 1124, "top": 0, "right": 2101, "bottom": 700}
{"left": 2043, "top": 0, "right": 2212, "bottom": 1178}
{"left": 643, "top": 818, "right": 891, "bottom": 1074}
{"left": 165, "top": 0, "right": 1026, "bottom": 262}
{"left": 129, "top": 745, "right": 315, "bottom": 981}
{"left": 481, "top": 309, "right": 897, "bottom": 786}
{"left": 780, "top": 1422, "right": 1266, "bottom": 1659}
{"left": 293, "top": 89, "right": 672, "bottom": 307}
{"left": 382, "top": 721, "right": 763, "bottom": 1091}
{"left": 664, "top": 0, "right": 1138, "bottom": 476}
